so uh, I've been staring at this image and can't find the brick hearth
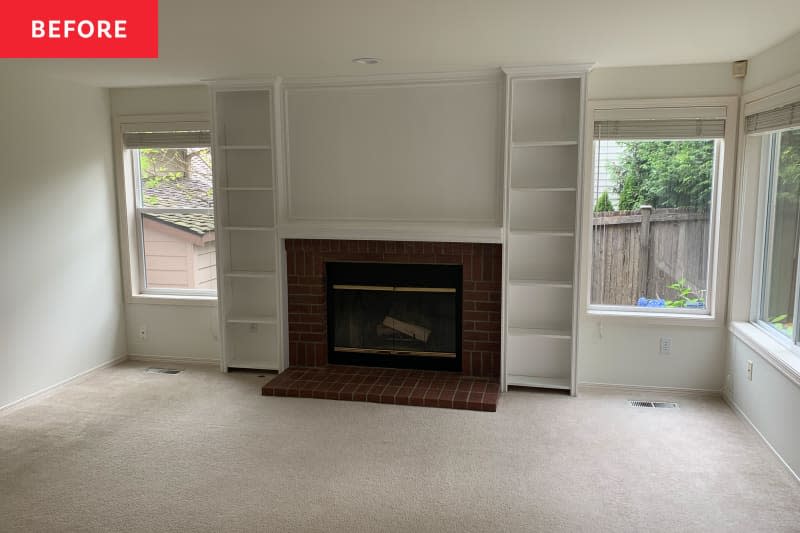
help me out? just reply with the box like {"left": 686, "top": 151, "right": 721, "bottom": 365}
{"left": 262, "top": 366, "right": 499, "bottom": 411}
{"left": 285, "top": 239, "right": 502, "bottom": 379}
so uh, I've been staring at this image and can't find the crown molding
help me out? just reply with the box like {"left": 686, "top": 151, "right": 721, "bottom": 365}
{"left": 281, "top": 69, "right": 503, "bottom": 89}
{"left": 502, "top": 63, "right": 594, "bottom": 78}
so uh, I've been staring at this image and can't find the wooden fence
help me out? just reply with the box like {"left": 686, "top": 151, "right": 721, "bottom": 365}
{"left": 591, "top": 207, "right": 709, "bottom": 306}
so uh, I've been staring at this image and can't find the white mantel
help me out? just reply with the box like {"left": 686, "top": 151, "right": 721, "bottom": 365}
{"left": 277, "top": 220, "right": 503, "bottom": 244}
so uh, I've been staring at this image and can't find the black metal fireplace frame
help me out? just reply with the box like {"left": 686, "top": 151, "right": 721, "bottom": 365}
{"left": 325, "top": 261, "right": 463, "bottom": 371}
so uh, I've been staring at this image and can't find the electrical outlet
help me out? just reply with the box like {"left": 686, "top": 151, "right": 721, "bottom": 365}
{"left": 659, "top": 337, "right": 672, "bottom": 354}
{"left": 138, "top": 324, "right": 147, "bottom": 341}
{"left": 249, "top": 323, "right": 258, "bottom": 333}
{"left": 746, "top": 360, "right": 753, "bottom": 381}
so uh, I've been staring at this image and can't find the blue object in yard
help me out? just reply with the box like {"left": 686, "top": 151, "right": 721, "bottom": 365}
{"left": 685, "top": 300, "right": 705, "bottom": 308}
{"left": 636, "top": 297, "right": 665, "bottom": 307}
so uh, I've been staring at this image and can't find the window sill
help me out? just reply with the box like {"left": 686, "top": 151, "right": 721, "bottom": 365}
{"left": 585, "top": 309, "right": 720, "bottom": 328}
{"left": 729, "top": 321, "right": 800, "bottom": 387}
{"left": 127, "top": 293, "right": 218, "bottom": 308}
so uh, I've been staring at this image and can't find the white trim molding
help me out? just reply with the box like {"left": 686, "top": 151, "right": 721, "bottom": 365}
{"left": 128, "top": 353, "right": 221, "bottom": 366}
{"left": 729, "top": 321, "right": 800, "bottom": 387}
{"left": 279, "top": 71, "right": 505, "bottom": 228}
{"left": 502, "top": 64, "right": 595, "bottom": 79}
{"left": 579, "top": 382, "right": 721, "bottom": 397}
{"left": 282, "top": 69, "right": 502, "bottom": 89}
{"left": 743, "top": 71, "right": 800, "bottom": 115}
{"left": 0, "top": 355, "right": 128, "bottom": 413}
{"left": 111, "top": 112, "right": 217, "bottom": 307}
{"left": 277, "top": 221, "right": 503, "bottom": 244}
{"left": 723, "top": 391, "right": 800, "bottom": 484}
{"left": 579, "top": 96, "right": 739, "bottom": 326}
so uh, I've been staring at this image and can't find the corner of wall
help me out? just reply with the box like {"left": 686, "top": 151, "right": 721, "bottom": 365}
{"left": 742, "top": 31, "right": 800, "bottom": 94}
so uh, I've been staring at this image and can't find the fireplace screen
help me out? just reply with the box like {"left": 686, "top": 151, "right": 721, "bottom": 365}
{"left": 327, "top": 262, "right": 462, "bottom": 371}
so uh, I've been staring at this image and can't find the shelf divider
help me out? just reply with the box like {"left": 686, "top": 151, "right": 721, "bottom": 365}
{"left": 508, "top": 328, "right": 572, "bottom": 339}
{"left": 510, "top": 186, "right": 576, "bottom": 192}
{"left": 509, "top": 279, "right": 573, "bottom": 289}
{"left": 507, "top": 375, "right": 571, "bottom": 390}
{"left": 219, "top": 145, "right": 271, "bottom": 150}
{"left": 511, "top": 140, "right": 578, "bottom": 148}
{"left": 222, "top": 187, "right": 273, "bottom": 192}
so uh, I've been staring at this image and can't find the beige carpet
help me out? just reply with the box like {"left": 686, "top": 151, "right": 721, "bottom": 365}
{"left": 1, "top": 362, "right": 798, "bottom": 532}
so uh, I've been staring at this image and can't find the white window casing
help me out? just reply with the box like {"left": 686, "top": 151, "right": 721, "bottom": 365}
{"left": 582, "top": 97, "right": 739, "bottom": 324}
{"left": 113, "top": 114, "right": 217, "bottom": 304}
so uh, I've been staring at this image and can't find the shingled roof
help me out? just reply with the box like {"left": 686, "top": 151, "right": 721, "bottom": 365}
{"left": 142, "top": 149, "right": 215, "bottom": 237}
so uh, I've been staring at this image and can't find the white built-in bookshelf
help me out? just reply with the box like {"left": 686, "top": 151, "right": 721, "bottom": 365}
{"left": 502, "top": 67, "right": 588, "bottom": 395}
{"left": 212, "top": 84, "right": 283, "bottom": 371}
{"left": 207, "top": 67, "right": 588, "bottom": 389}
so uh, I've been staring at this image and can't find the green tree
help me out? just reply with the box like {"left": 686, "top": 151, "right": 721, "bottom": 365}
{"left": 777, "top": 129, "right": 800, "bottom": 204}
{"left": 593, "top": 191, "right": 614, "bottom": 212}
{"left": 617, "top": 172, "right": 642, "bottom": 211}
{"left": 137, "top": 147, "right": 212, "bottom": 206}
{"left": 609, "top": 140, "right": 715, "bottom": 210}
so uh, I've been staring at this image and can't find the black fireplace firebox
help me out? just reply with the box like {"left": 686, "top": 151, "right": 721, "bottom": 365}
{"left": 326, "top": 262, "right": 462, "bottom": 371}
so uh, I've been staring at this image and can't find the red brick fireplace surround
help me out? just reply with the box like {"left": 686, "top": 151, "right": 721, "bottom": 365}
{"left": 284, "top": 239, "right": 502, "bottom": 379}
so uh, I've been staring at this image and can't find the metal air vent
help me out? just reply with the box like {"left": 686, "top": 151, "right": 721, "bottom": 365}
{"left": 146, "top": 367, "right": 183, "bottom": 375}
{"left": 628, "top": 400, "right": 678, "bottom": 408}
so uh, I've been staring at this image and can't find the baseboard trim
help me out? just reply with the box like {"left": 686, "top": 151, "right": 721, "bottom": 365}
{"left": 722, "top": 391, "right": 800, "bottom": 484}
{"left": 0, "top": 354, "right": 128, "bottom": 413}
{"left": 128, "top": 353, "right": 219, "bottom": 366}
{"left": 578, "top": 381, "right": 722, "bottom": 397}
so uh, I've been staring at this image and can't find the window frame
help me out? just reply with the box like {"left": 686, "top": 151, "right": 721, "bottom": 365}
{"left": 754, "top": 127, "right": 800, "bottom": 346}
{"left": 580, "top": 97, "right": 739, "bottom": 325}
{"left": 113, "top": 113, "right": 218, "bottom": 305}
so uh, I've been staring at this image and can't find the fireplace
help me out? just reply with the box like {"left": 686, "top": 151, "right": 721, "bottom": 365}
{"left": 327, "top": 262, "right": 462, "bottom": 371}
{"left": 284, "top": 239, "right": 501, "bottom": 378}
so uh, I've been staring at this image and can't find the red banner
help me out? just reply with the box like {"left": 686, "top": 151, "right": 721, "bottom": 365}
{"left": 0, "top": 0, "right": 158, "bottom": 58}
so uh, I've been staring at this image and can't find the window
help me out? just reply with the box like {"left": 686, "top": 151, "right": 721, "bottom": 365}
{"left": 755, "top": 116, "right": 800, "bottom": 339}
{"left": 589, "top": 104, "right": 730, "bottom": 315}
{"left": 121, "top": 126, "right": 216, "bottom": 297}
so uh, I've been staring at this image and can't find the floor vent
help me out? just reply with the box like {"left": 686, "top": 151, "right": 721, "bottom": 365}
{"left": 629, "top": 400, "right": 678, "bottom": 408}
{"left": 146, "top": 367, "right": 183, "bottom": 375}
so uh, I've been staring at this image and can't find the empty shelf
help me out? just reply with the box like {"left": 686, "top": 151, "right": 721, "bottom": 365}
{"left": 509, "top": 229, "right": 575, "bottom": 237}
{"left": 512, "top": 140, "right": 578, "bottom": 148}
{"left": 508, "top": 328, "right": 572, "bottom": 339}
{"left": 507, "top": 375, "right": 571, "bottom": 390}
{"left": 225, "top": 359, "right": 278, "bottom": 371}
{"left": 510, "top": 186, "right": 577, "bottom": 192}
{"left": 509, "top": 279, "right": 573, "bottom": 288}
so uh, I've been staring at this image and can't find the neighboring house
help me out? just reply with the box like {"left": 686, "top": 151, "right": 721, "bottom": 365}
{"left": 142, "top": 149, "right": 217, "bottom": 290}
{"left": 592, "top": 140, "right": 623, "bottom": 205}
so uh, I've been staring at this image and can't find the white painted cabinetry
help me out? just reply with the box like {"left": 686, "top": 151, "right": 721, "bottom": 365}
{"left": 207, "top": 67, "right": 587, "bottom": 388}
{"left": 211, "top": 83, "right": 284, "bottom": 371}
{"left": 502, "top": 66, "right": 589, "bottom": 394}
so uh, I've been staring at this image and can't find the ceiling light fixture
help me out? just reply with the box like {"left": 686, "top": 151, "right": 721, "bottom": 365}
{"left": 352, "top": 57, "right": 381, "bottom": 65}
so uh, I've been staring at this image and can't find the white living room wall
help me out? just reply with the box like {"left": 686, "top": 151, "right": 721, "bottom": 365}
{"left": 283, "top": 76, "right": 503, "bottom": 226}
{"left": 588, "top": 63, "right": 741, "bottom": 100}
{"left": 724, "top": 32, "right": 800, "bottom": 479}
{"left": 109, "top": 85, "right": 221, "bottom": 364}
{"left": 113, "top": 67, "right": 747, "bottom": 387}
{"left": 0, "top": 68, "right": 127, "bottom": 408}
{"left": 742, "top": 30, "right": 800, "bottom": 93}
{"left": 577, "top": 64, "right": 740, "bottom": 391}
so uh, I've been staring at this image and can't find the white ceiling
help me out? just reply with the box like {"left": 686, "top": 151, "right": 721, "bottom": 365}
{"left": 3, "top": 0, "right": 799, "bottom": 87}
